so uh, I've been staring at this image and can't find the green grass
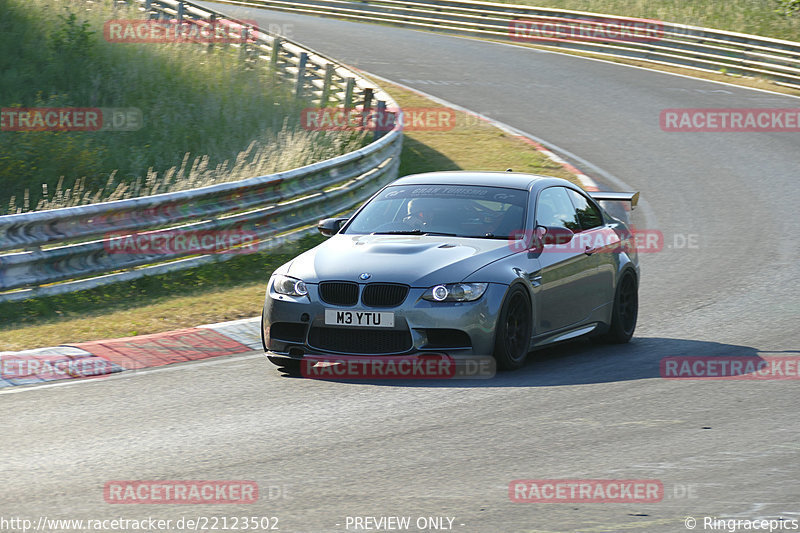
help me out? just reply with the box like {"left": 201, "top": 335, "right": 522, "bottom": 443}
{"left": 493, "top": 0, "right": 800, "bottom": 41}
{"left": 0, "top": 0, "right": 367, "bottom": 213}
{"left": 0, "top": 81, "right": 579, "bottom": 350}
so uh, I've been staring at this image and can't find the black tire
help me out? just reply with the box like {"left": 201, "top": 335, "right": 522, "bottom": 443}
{"left": 493, "top": 285, "right": 533, "bottom": 371}
{"left": 601, "top": 270, "right": 638, "bottom": 344}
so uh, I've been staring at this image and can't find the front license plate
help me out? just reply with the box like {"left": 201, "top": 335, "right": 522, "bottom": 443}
{"left": 324, "top": 309, "right": 395, "bottom": 327}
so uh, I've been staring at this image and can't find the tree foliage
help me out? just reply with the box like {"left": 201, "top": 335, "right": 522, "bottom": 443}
{"left": 777, "top": 0, "right": 800, "bottom": 16}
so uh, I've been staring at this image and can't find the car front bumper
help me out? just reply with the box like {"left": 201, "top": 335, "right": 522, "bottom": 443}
{"left": 262, "top": 282, "right": 509, "bottom": 361}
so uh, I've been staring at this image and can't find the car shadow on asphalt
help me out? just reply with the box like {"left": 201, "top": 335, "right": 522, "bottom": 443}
{"left": 287, "top": 336, "right": 776, "bottom": 387}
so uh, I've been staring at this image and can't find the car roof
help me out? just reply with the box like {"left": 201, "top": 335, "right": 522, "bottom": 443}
{"left": 391, "top": 171, "right": 566, "bottom": 191}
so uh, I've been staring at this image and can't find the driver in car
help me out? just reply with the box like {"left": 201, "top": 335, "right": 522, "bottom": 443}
{"left": 402, "top": 198, "right": 437, "bottom": 230}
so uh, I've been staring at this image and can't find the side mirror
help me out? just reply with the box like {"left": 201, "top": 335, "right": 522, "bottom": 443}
{"left": 535, "top": 225, "right": 574, "bottom": 247}
{"left": 527, "top": 226, "right": 547, "bottom": 251}
{"left": 317, "top": 217, "right": 348, "bottom": 236}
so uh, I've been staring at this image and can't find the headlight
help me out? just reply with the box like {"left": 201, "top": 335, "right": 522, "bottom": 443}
{"left": 272, "top": 274, "right": 308, "bottom": 297}
{"left": 422, "top": 282, "right": 488, "bottom": 302}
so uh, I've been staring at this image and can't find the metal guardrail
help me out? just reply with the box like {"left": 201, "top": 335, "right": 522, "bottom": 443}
{"left": 0, "top": 0, "right": 403, "bottom": 303}
{"left": 209, "top": 0, "right": 800, "bottom": 90}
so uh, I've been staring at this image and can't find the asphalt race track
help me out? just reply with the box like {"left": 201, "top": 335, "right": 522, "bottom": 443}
{"left": 2, "top": 4, "right": 799, "bottom": 532}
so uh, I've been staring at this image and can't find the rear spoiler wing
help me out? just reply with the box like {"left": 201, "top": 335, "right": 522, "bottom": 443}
{"left": 588, "top": 191, "right": 639, "bottom": 210}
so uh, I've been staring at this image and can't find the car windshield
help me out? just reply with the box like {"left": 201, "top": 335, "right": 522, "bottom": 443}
{"left": 343, "top": 184, "right": 528, "bottom": 238}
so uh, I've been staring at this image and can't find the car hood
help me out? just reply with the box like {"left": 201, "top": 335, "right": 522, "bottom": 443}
{"left": 287, "top": 234, "right": 515, "bottom": 286}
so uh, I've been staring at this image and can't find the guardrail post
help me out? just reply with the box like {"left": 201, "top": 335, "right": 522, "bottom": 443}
{"left": 321, "top": 63, "right": 334, "bottom": 107}
{"left": 270, "top": 37, "right": 283, "bottom": 71}
{"left": 374, "top": 100, "right": 387, "bottom": 141}
{"left": 295, "top": 52, "right": 308, "bottom": 98}
{"left": 362, "top": 88, "right": 374, "bottom": 112}
{"left": 344, "top": 77, "right": 355, "bottom": 109}
{"left": 362, "top": 87, "right": 374, "bottom": 131}
{"left": 247, "top": 25, "right": 259, "bottom": 62}
{"left": 240, "top": 26, "right": 250, "bottom": 64}
{"left": 207, "top": 13, "right": 216, "bottom": 50}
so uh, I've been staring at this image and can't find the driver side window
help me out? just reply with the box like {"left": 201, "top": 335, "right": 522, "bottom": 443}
{"left": 536, "top": 187, "right": 580, "bottom": 231}
{"left": 567, "top": 189, "right": 603, "bottom": 230}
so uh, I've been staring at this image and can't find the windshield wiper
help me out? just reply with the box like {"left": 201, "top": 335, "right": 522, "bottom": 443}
{"left": 372, "top": 229, "right": 458, "bottom": 236}
{"left": 456, "top": 233, "right": 514, "bottom": 239}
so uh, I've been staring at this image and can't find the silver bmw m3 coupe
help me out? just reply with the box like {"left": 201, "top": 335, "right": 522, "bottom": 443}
{"left": 262, "top": 171, "right": 640, "bottom": 374}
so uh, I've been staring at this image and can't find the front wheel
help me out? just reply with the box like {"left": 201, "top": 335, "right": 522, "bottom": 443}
{"left": 493, "top": 285, "right": 533, "bottom": 371}
{"left": 601, "top": 271, "right": 638, "bottom": 344}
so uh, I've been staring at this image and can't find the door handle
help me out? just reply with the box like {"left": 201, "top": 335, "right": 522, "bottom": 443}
{"left": 584, "top": 246, "right": 596, "bottom": 255}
